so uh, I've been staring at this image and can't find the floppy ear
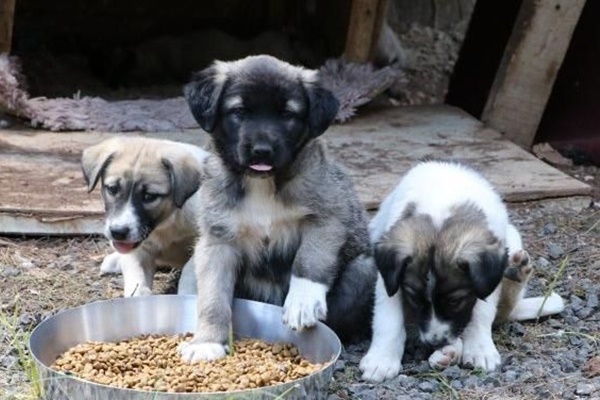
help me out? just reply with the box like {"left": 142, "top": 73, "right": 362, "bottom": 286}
{"left": 460, "top": 247, "right": 508, "bottom": 300}
{"left": 162, "top": 157, "right": 202, "bottom": 208}
{"left": 184, "top": 66, "right": 225, "bottom": 133}
{"left": 81, "top": 143, "right": 117, "bottom": 192}
{"left": 305, "top": 85, "right": 340, "bottom": 138}
{"left": 374, "top": 242, "right": 411, "bottom": 297}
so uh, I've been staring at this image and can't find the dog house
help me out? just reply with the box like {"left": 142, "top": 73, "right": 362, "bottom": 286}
{"left": 0, "top": 0, "right": 594, "bottom": 235}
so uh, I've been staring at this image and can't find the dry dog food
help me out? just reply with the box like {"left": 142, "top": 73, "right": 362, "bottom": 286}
{"left": 52, "top": 334, "right": 324, "bottom": 393}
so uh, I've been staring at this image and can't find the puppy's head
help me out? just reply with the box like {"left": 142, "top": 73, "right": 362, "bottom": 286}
{"left": 375, "top": 203, "right": 507, "bottom": 348}
{"left": 184, "top": 55, "right": 339, "bottom": 176}
{"left": 81, "top": 137, "right": 202, "bottom": 253}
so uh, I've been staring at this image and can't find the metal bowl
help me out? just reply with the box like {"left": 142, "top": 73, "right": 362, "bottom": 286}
{"left": 29, "top": 296, "right": 341, "bottom": 400}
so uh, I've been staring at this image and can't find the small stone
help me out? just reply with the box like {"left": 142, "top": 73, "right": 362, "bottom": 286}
{"left": 586, "top": 292, "right": 599, "bottom": 310}
{"left": 0, "top": 119, "right": 9, "bottom": 128}
{"left": 441, "top": 365, "right": 461, "bottom": 380}
{"left": 570, "top": 295, "right": 585, "bottom": 312}
{"left": 547, "top": 243, "right": 564, "bottom": 260}
{"left": 503, "top": 369, "right": 518, "bottom": 383}
{"left": 543, "top": 222, "right": 557, "bottom": 234}
{"left": 463, "top": 375, "right": 480, "bottom": 388}
{"left": 537, "top": 257, "right": 551, "bottom": 268}
{"left": 394, "top": 374, "right": 418, "bottom": 389}
{"left": 576, "top": 307, "right": 594, "bottom": 320}
{"left": 450, "top": 379, "right": 463, "bottom": 390}
{"left": 417, "top": 380, "right": 437, "bottom": 393}
{"left": 348, "top": 383, "right": 376, "bottom": 400}
{"left": 0, "top": 266, "right": 20, "bottom": 277}
{"left": 333, "top": 359, "right": 345, "bottom": 373}
{"left": 575, "top": 383, "right": 594, "bottom": 396}
{"left": 508, "top": 322, "right": 527, "bottom": 336}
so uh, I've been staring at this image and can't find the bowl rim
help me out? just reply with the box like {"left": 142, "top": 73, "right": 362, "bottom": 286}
{"left": 29, "top": 295, "right": 342, "bottom": 397}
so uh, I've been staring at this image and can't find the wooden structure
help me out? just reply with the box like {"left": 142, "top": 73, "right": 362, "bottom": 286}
{"left": 482, "top": 0, "right": 586, "bottom": 149}
{"left": 0, "top": 105, "right": 590, "bottom": 235}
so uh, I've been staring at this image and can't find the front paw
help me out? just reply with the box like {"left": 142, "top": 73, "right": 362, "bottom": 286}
{"left": 429, "top": 338, "right": 463, "bottom": 370}
{"left": 282, "top": 277, "right": 327, "bottom": 331}
{"left": 179, "top": 341, "right": 227, "bottom": 363}
{"left": 360, "top": 348, "right": 402, "bottom": 382}
{"left": 100, "top": 252, "right": 122, "bottom": 274}
{"left": 504, "top": 249, "right": 533, "bottom": 282}
{"left": 461, "top": 336, "right": 501, "bottom": 371}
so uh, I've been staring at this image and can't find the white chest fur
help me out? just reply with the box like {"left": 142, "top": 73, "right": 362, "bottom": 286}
{"left": 232, "top": 178, "right": 307, "bottom": 245}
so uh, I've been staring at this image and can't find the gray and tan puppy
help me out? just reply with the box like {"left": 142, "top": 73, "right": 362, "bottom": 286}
{"left": 178, "top": 55, "right": 376, "bottom": 362}
{"left": 81, "top": 137, "right": 208, "bottom": 296}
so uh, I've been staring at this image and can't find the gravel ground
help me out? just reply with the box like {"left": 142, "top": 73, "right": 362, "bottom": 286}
{"left": 0, "top": 164, "right": 598, "bottom": 400}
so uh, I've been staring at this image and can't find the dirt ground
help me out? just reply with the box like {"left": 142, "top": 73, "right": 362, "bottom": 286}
{"left": 0, "top": 161, "right": 598, "bottom": 399}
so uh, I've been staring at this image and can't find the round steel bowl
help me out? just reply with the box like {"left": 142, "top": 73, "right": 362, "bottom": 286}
{"left": 29, "top": 296, "right": 341, "bottom": 400}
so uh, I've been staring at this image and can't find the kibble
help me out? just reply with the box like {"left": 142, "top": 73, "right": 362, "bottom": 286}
{"left": 52, "top": 334, "right": 324, "bottom": 393}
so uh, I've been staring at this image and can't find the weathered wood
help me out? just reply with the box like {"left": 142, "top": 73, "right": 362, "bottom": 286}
{"left": 0, "top": 0, "right": 16, "bottom": 53}
{"left": 0, "top": 105, "right": 591, "bottom": 235}
{"left": 482, "top": 0, "right": 586, "bottom": 149}
{"left": 344, "top": 0, "right": 387, "bottom": 62}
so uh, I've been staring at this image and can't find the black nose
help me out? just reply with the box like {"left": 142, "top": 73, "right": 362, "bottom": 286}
{"left": 110, "top": 226, "right": 130, "bottom": 241}
{"left": 252, "top": 143, "right": 273, "bottom": 158}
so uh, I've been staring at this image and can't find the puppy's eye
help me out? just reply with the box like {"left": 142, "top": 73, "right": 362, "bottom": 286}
{"left": 282, "top": 110, "right": 298, "bottom": 120}
{"left": 105, "top": 184, "right": 120, "bottom": 196}
{"left": 142, "top": 193, "right": 161, "bottom": 203}
{"left": 446, "top": 297, "right": 464, "bottom": 308}
{"left": 228, "top": 108, "right": 246, "bottom": 119}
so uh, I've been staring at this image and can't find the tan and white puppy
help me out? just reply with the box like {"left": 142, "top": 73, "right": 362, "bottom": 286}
{"left": 360, "top": 160, "right": 565, "bottom": 382}
{"left": 81, "top": 137, "right": 208, "bottom": 297}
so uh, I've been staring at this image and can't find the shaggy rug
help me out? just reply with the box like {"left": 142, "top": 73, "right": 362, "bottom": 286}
{"left": 0, "top": 54, "right": 403, "bottom": 132}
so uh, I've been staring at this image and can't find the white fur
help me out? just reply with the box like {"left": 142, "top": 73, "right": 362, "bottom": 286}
{"left": 179, "top": 341, "right": 227, "bottom": 362}
{"left": 363, "top": 161, "right": 564, "bottom": 379}
{"left": 106, "top": 203, "right": 141, "bottom": 243}
{"left": 359, "top": 275, "right": 405, "bottom": 382}
{"left": 509, "top": 292, "right": 565, "bottom": 321}
{"left": 282, "top": 276, "right": 328, "bottom": 331}
{"left": 421, "top": 313, "right": 453, "bottom": 345}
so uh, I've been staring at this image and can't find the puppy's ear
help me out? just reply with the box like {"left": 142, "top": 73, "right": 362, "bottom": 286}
{"left": 162, "top": 157, "right": 202, "bottom": 208}
{"left": 459, "top": 241, "right": 508, "bottom": 300}
{"left": 305, "top": 85, "right": 339, "bottom": 138}
{"left": 184, "top": 66, "right": 225, "bottom": 133}
{"left": 374, "top": 242, "right": 411, "bottom": 297}
{"left": 81, "top": 142, "right": 117, "bottom": 192}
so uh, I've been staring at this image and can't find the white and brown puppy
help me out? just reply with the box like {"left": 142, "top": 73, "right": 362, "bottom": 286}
{"left": 360, "top": 160, "right": 565, "bottom": 382}
{"left": 178, "top": 55, "right": 376, "bottom": 362}
{"left": 81, "top": 137, "right": 208, "bottom": 297}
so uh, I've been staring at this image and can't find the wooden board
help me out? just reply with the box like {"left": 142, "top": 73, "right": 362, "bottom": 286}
{"left": 0, "top": 105, "right": 591, "bottom": 235}
{"left": 344, "top": 0, "right": 387, "bottom": 62}
{"left": 482, "top": 0, "right": 586, "bottom": 149}
{"left": 0, "top": 0, "right": 15, "bottom": 53}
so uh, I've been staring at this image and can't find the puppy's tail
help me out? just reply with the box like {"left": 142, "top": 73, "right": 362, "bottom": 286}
{"left": 508, "top": 292, "right": 565, "bottom": 321}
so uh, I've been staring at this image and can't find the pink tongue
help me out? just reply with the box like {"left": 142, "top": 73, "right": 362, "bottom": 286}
{"left": 113, "top": 241, "right": 136, "bottom": 253}
{"left": 250, "top": 164, "right": 273, "bottom": 172}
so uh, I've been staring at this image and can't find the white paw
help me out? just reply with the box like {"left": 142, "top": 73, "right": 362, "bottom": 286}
{"left": 461, "top": 336, "right": 501, "bottom": 371}
{"left": 282, "top": 277, "right": 327, "bottom": 331}
{"left": 360, "top": 348, "right": 402, "bottom": 382}
{"left": 100, "top": 252, "right": 122, "bottom": 274}
{"left": 179, "top": 341, "right": 227, "bottom": 363}
{"left": 429, "top": 338, "right": 463, "bottom": 370}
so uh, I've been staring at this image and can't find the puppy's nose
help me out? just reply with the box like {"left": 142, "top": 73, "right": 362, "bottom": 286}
{"left": 110, "top": 226, "right": 130, "bottom": 241}
{"left": 252, "top": 143, "right": 273, "bottom": 159}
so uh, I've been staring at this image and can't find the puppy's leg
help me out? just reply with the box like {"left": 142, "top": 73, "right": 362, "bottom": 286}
{"left": 120, "top": 253, "right": 155, "bottom": 297}
{"left": 100, "top": 252, "right": 122, "bottom": 274}
{"left": 177, "top": 258, "right": 197, "bottom": 295}
{"left": 282, "top": 220, "right": 345, "bottom": 331}
{"left": 360, "top": 275, "right": 405, "bottom": 382}
{"left": 179, "top": 236, "right": 237, "bottom": 362}
{"left": 461, "top": 286, "right": 502, "bottom": 372}
{"left": 429, "top": 337, "right": 463, "bottom": 370}
{"left": 496, "top": 248, "right": 533, "bottom": 323}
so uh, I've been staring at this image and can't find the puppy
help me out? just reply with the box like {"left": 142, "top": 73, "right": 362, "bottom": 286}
{"left": 360, "top": 160, "right": 565, "bottom": 381}
{"left": 178, "top": 55, "right": 377, "bottom": 362}
{"left": 81, "top": 137, "right": 208, "bottom": 297}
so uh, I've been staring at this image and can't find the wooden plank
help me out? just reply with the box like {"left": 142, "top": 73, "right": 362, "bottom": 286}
{"left": 0, "top": 105, "right": 591, "bottom": 235}
{"left": 344, "top": 0, "right": 387, "bottom": 62}
{"left": 0, "top": 0, "right": 15, "bottom": 53}
{"left": 482, "top": 0, "right": 586, "bottom": 149}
